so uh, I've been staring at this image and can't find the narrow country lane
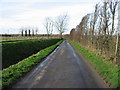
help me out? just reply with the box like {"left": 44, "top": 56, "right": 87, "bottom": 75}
{"left": 12, "top": 40, "right": 108, "bottom": 88}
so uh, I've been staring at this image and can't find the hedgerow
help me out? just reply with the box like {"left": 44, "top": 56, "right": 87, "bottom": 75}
{"left": 2, "top": 39, "right": 60, "bottom": 69}
{"left": 2, "top": 40, "right": 63, "bottom": 89}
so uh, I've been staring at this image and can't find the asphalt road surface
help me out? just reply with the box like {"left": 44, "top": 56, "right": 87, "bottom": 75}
{"left": 12, "top": 40, "right": 109, "bottom": 88}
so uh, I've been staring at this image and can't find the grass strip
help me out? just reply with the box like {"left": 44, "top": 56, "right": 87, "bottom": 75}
{"left": 2, "top": 40, "right": 63, "bottom": 89}
{"left": 69, "top": 40, "right": 119, "bottom": 88}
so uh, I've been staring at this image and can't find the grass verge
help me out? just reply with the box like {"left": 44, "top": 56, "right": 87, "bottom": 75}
{"left": 69, "top": 40, "right": 119, "bottom": 88}
{"left": 2, "top": 40, "right": 63, "bottom": 89}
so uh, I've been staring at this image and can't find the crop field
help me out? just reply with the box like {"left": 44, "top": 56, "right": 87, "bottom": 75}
{"left": 0, "top": 35, "right": 60, "bottom": 42}
{"left": 0, "top": 37, "right": 47, "bottom": 42}
{"left": 2, "top": 39, "right": 61, "bottom": 69}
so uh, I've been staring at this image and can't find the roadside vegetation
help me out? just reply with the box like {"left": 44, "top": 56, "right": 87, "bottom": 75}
{"left": 2, "top": 39, "right": 60, "bottom": 69}
{"left": 69, "top": 0, "right": 119, "bottom": 88}
{"left": 70, "top": 1, "right": 119, "bottom": 63}
{"left": 2, "top": 39, "right": 63, "bottom": 89}
{"left": 69, "top": 40, "right": 119, "bottom": 88}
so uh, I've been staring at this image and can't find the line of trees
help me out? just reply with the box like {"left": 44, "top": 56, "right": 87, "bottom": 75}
{"left": 19, "top": 14, "right": 69, "bottom": 38}
{"left": 20, "top": 27, "right": 38, "bottom": 37}
{"left": 44, "top": 13, "right": 69, "bottom": 39}
{"left": 70, "top": 0, "right": 119, "bottom": 63}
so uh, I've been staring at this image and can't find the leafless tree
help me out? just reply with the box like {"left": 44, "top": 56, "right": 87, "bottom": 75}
{"left": 54, "top": 14, "right": 69, "bottom": 39}
{"left": 91, "top": 3, "right": 99, "bottom": 46}
{"left": 69, "top": 0, "right": 119, "bottom": 63}
{"left": 98, "top": 1, "right": 111, "bottom": 56}
{"left": 35, "top": 27, "right": 38, "bottom": 36}
{"left": 44, "top": 17, "right": 54, "bottom": 38}
{"left": 32, "top": 29, "right": 34, "bottom": 36}
{"left": 108, "top": 0, "right": 118, "bottom": 35}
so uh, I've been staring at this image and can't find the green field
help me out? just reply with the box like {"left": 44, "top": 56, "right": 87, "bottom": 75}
{"left": 2, "top": 39, "right": 63, "bottom": 89}
{"left": 69, "top": 40, "right": 119, "bottom": 88}
{"left": 2, "top": 39, "right": 61, "bottom": 69}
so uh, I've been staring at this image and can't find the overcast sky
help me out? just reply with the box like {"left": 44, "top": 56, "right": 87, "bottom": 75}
{"left": 0, "top": 0, "right": 101, "bottom": 34}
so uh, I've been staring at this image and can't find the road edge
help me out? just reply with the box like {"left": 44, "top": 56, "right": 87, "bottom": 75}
{"left": 68, "top": 40, "right": 111, "bottom": 88}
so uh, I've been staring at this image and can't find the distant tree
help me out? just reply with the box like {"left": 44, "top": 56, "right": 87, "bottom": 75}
{"left": 21, "top": 29, "right": 24, "bottom": 36}
{"left": 44, "top": 17, "right": 54, "bottom": 38}
{"left": 32, "top": 29, "right": 34, "bottom": 36}
{"left": 25, "top": 29, "right": 27, "bottom": 36}
{"left": 54, "top": 13, "right": 69, "bottom": 39}
{"left": 28, "top": 29, "right": 31, "bottom": 36}
{"left": 70, "top": 28, "right": 75, "bottom": 40}
{"left": 35, "top": 28, "right": 38, "bottom": 36}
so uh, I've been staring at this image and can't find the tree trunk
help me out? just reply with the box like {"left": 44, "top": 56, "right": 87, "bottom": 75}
{"left": 114, "top": 33, "right": 119, "bottom": 63}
